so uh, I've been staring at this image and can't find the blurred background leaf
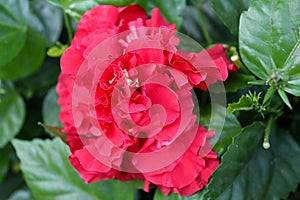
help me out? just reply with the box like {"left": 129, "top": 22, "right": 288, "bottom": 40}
{"left": 0, "top": 0, "right": 62, "bottom": 80}
{"left": 0, "top": 83, "right": 25, "bottom": 148}
{"left": 42, "top": 87, "right": 62, "bottom": 127}
{"left": 180, "top": 1, "right": 235, "bottom": 47}
{"left": 0, "top": 2, "right": 27, "bottom": 68}
{"left": 209, "top": 0, "right": 252, "bottom": 35}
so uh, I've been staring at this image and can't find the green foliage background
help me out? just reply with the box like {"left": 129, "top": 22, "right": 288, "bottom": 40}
{"left": 0, "top": 0, "right": 299, "bottom": 199}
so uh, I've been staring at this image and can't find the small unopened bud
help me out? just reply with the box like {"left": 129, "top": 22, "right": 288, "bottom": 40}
{"left": 231, "top": 55, "right": 239, "bottom": 62}
{"left": 263, "top": 141, "right": 270, "bottom": 149}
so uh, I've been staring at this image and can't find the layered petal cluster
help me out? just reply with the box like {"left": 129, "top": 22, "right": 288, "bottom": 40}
{"left": 57, "top": 4, "right": 236, "bottom": 196}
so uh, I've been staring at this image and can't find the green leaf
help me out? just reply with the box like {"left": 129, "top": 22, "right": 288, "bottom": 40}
{"left": 0, "top": 85, "right": 26, "bottom": 148}
{"left": 263, "top": 86, "right": 276, "bottom": 105}
{"left": 200, "top": 105, "right": 242, "bottom": 155}
{"left": 205, "top": 122, "right": 300, "bottom": 200}
{"left": 65, "top": 1, "right": 100, "bottom": 21}
{"left": 136, "top": 0, "right": 186, "bottom": 28}
{"left": 212, "top": 112, "right": 241, "bottom": 155}
{"left": 285, "top": 42, "right": 300, "bottom": 76}
{"left": 47, "top": 0, "right": 185, "bottom": 29}
{"left": 29, "top": 0, "right": 63, "bottom": 43}
{"left": 247, "top": 80, "right": 266, "bottom": 85}
{"left": 0, "top": 0, "right": 53, "bottom": 80}
{"left": 278, "top": 89, "right": 292, "bottom": 110}
{"left": 12, "top": 138, "right": 134, "bottom": 200}
{"left": 283, "top": 41, "right": 300, "bottom": 96}
{"left": 284, "top": 84, "right": 300, "bottom": 97}
{"left": 154, "top": 191, "right": 178, "bottom": 200}
{"left": 97, "top": 0, "right": 136, "bottom": 6}
{"left": 239, "top": 0, "right": 300, "bottom": 80}
{"left": 124, "top": 179, "right": 144, "bottom": 190}
{"left": 38, "top": 122, "right": 66, "bottom": 142}
{"left": 227, "top": 95, "right": 253, "bottom": 114}
{"left": 47, "top": 43, "right": 68, "bottom": 57}
{"left": 42, "top": 87, "right": 62, "bottom": 127}
{"left": 154, "top": 189, "right": 205, "bottom": 200}
{"left": 0, "top": 30, "right": 45, "bottom": 80}
{"left": 46, "top": 0, "right": 99, "bottom": 21}
{"left": 0, "top": 1, "right": 27, "bottom": 67}
{"left": 224, "top": 72, "right": 256, "bottom": 92}
{"left": 209, "top": 0, "right": 252, "bottom": 35}
{"left": 180, "top": 3, "right": 235, "bottom": 45}
{"left": 8, "top": 189, "right": 33, "bottom": 200}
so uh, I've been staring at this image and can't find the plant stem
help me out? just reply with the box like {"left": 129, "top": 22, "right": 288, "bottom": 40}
{"left": 196, "top": 5, "right": 213, "bottom": 46}
{"left": 263, "top": 115, "right": 274, "bottom": 149}
{"left": 64, "top": 12, "right": 73, "bottom": 43}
